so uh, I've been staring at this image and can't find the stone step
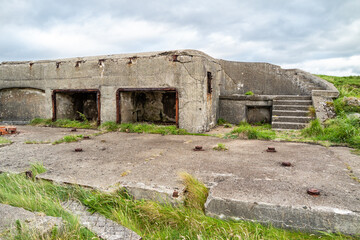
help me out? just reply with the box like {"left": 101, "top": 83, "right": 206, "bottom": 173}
{"left": 273, "top": 100, "right": 312, "bottom": 105}
{"left": 273, "top": 95, "right": 312, "bottom": 101}
{"left": 272, "top": 110, "right": 310, "bottom": 117}
{"left": 272, "top": 116, "right": 313, "bottom": 123}
{"left": 272, "top": 105, "right": 311, "bottom": 111}
{"left": 271, "top": 122, "right": 307, "bottom": 130}
{"left": 308, "top": 87, "right": 324, "bottom": 91}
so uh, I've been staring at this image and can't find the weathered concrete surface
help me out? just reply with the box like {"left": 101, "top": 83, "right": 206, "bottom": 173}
{"left": 1, "top": 126, "right": 359, "bottom": 234}
{"left": 0, "top": 203, "right": 63, "bottom": 238}
{"left": 0, "top": 50, "right": 221, "bottom": 133}
{"left": 0, "top": 88, "right": 46, "bottom": 123}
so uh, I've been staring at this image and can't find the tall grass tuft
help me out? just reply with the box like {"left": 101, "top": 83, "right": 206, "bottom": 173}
{"left": 301, "top": 119, "right": 323, "bottom": 137}
{"left": 30, "top": 162, "right": 47, "bottom": 177}
{"left": 179, "top": 172, "right": 209, "bottom": 212}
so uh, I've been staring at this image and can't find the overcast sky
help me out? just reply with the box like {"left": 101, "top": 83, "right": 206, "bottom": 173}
{"left": 1, "top": 0, "right": 359, "bottom": 76}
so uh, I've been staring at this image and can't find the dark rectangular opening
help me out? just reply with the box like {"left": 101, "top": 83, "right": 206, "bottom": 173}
{"left": 207, "top": 72, "right": 212, "bottom": 94}
{"left": 246, "top": 106, "right": 272, "bottom": 124}
{"left": 116, "top": 88, "right": 178, "bottom": 127}
{"left": 52, "top": 89, "right": 101, "bottom": 125}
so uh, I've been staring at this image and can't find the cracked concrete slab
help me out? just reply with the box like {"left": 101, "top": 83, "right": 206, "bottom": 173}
{"left": 0, "top": 126, "right": 359, "bottom": 234}
{"left": 0, "top": 203, "right": 63, "bottom": 238}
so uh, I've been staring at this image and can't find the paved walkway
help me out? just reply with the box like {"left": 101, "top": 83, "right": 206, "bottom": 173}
{"left": 62, "top": 200, "right": 141, "bottom": 240}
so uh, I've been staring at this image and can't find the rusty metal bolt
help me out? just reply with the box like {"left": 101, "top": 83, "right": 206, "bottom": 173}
{"left": 193, "top": 145, "right": 204, "bottom": 151}
{"left": 83, "top": 136, "right": 90, "bottom": 139}
{"left": 71, "top": 128, "right": 77, "bottom": 132}
{"left": 281, "top": 162, "right": 292, "bottom": 167}
{"left": 25, "top": 170, "right": 33, "bottom": 179}
{"left": 75, "top": 148, "right": 83, "bottom": 152}
{"left": 307, "top": 188, "right": 320, "bottom": 196}
{"left": 266, "top": 147, "right": 276, "bottom": 152}
{"left": 173, "top": 190, "right": 179, "bottom": 198}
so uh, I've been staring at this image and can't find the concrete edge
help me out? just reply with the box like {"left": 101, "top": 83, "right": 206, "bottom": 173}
{"left": 204, "top": 194, "right": 360, "bottom": 235}
{"left": 119, "top": 181, "right": 185, "bottom": 206}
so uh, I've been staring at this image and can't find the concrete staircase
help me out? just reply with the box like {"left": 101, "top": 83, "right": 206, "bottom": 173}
{"left": 272, "top": 96, "right": 314, "bottom": 130}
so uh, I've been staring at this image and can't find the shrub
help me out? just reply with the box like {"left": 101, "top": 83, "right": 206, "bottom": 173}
{"left": 301, "top": 119, "right": 323, "bottom": 137}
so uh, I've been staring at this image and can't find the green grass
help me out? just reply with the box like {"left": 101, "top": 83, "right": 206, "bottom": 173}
{"left": 0, "top": 173, "right": 98, "bottom": 239}
{"left": 30, "top": 118, "right": 97, "bottom": 129}
{"left": 100, "top": 122, "right": 208, "bottom": 136}
{"left": 52, "top": 134, "right": 83, "bottom": 145}
{"left": 213, "top": 143, "right": 228, "bottom": 151}
{"left": 227, "top": 122, "right": 276, "bottom": 140}
{"left": 245, "top": 91, "right": 254, "bottom": 95}
{"left": 0, "top": 167, "right": 355, "bottom": 240}
{"left": 0, "top": 136, "right": 12, "bottom": 144}
{"left": 299, "top": 75, "right": 360, "bottom": 149}
{"left": 316, "top": 75, "right": 360, "bottom": 115}
{"left": 30, "top": 162, "right": 47, "bottom": 177}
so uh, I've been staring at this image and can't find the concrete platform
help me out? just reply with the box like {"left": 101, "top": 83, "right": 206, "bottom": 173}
{"left": 0, "top": 126, "right": 359, "bottom": 235}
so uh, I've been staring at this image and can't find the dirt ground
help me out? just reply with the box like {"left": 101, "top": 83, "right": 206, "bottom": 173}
{"left": 1, "top": 125, "right": 359, "bottom": 213}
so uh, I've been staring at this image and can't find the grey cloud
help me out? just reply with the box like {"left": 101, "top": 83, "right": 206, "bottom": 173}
{"left": 0, "top": 0, "right": 359, "bottom": 74}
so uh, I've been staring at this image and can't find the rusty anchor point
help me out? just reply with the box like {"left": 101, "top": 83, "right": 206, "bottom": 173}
{"left": 307, "top": 188, "right": 320, "bottom": 196}
{"left": 281, "top": 162, "right": 291, "bottom": 167}
{"left": 173, "top": 190, "right": 179, "bottom": 198}
{"left": 266, "top": 147, "right": 276, "bottom": 152}
{"left": 71, "top": 128, "right": 77, "bottom": 132}
{"left": 83, "top": 136, "right": 90, "bottom": 139}
{"left": 193, "top": 145, "right": 204, "bottom": 151}
{"left": 25, "top": 170, "right": 33, "bottom": 179}
{"left": 75, "top": 148, "right": 83, "bottom": 152}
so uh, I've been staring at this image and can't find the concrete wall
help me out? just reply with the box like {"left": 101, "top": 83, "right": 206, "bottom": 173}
{"left": 220, "top": 60, "right": 306, "bottom": 95}
{"left": 219, "top": 96, "right": 273, "bottom": 125}
{"left": 0, "top": 88, "right": 46, "bottom": 123}
{"left": 0, "top": 50, "right": 221, "bottom": 132}
{"left": 0, "top": 49, "right": 338, "bottom": 131}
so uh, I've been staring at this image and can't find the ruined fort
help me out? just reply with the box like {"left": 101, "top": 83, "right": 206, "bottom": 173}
{"left": 0, "top": 49, "right": 339, "bottom": 132}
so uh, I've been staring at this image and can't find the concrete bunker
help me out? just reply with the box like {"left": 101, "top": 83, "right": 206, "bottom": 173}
{"left": 52, "top": 89, "right": 100, "bottom": 124}
{"left": 117, "top": 88, "right": 179, "bottom": 126}
{"left": 0, "top": 88, "right": 46, "bottom": 123}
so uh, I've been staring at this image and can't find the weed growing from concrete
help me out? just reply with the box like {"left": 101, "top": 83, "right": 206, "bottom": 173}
{"left": 0, "top": 136, "right": 11, "bottom": 144}
{"left": 179, "top": 172, "right": 208, "bottom": 211}
{"left": 245, "top": 91, "right": 254, "bottom": 95}
{"left": 30, "top": 162, "right": 47, "bottom": 177}
{"left": 213, "top": 143, "right": 228, "bottom": 151}
{"left": 345, "top": 164, "right": 360, "bottom": 183}
{"left": 52, "top": 134, "right": 83, "bottom": 145}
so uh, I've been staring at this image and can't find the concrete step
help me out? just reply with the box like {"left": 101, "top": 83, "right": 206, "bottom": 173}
{"left": 272, "top": 110, "right": 309, "bottom": 117}
{"left": 273, "top": 95, "right": 311, "bottom": 101}
{"left": 308, "top": 87, "right": 324, "bottom": 91}
{"left": 273, "top": 100, "right": 312, "bottom": 105}
{"left": 272, "top": 105, "right": 311, "bottom": 111}
{"left": 271, "top": 122, "right": 307, "bottom": 129}
{"left": 272, "top": 116, "right": 313, "bottom": 123}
